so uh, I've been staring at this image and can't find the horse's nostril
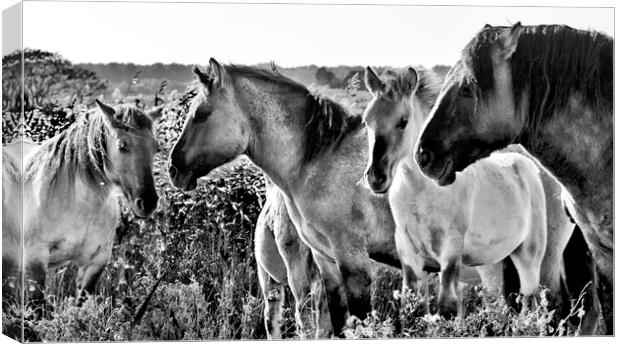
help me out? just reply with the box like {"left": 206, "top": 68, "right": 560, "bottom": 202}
{"left": 416, "top": 147, "right": 433, "bottom": 168}
{"left": 375, "top": 173, "right": 386, "bottom": 185}
{"left": 135, "top": 198, "right": 145, "bottom": 212}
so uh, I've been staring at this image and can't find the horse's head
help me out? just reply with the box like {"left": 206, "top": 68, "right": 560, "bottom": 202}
{"left": 95, "top": 100, "right": 162, "bottom": 218}
{"left": 168, "top": 58, "right": 251, "bottom": 191}
{"left": 416, "top": 22, "right": 525, "bottom": 186}
{"left": 362, "top": 67, "right": 422, "bottom": 194}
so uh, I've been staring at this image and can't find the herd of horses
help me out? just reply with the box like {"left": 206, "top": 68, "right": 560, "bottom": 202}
{"left": 2, "top": 23, "right": 613, "bottom": 338}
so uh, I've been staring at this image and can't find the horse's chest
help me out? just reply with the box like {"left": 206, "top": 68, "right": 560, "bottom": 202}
{"left": 389, "top": 175, "right": 455, "bottom": 261}
{"left": 27, "top": 195, "right": 119, "bottom": 265}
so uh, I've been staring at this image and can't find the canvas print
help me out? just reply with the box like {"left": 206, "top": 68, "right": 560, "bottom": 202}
{"left": 1, "top": 1, "right": 614, "bottom": 341}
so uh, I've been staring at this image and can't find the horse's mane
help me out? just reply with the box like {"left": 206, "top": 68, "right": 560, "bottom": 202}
{"left": 2, "top": 151, "right": 21, "bottom": 184}
{"left": 379, "top": 66, "right": 442, "bottom": 116}
{"left": 466, "top": 24, "right": 613, "bottom": 131}
{"left": 24, "top": 104, "right": 152, "bottom": 198}
{"left": 225, "top": 64, "right": 363, "bottom": 162}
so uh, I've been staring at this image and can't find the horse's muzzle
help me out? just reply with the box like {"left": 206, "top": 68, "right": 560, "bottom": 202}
{"left": 365, "top": 169, "right": 390, "bottom": 194}
{"left": 131, "top": 193, "right": 159, "bottom": 218}
{"left": 168, "top": 162, "right": 198, "bottom": 191}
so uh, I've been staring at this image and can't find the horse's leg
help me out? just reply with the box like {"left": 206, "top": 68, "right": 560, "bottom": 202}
{"left": 24, "top": 258, "right": 47, "bottom": 319}
{"left": 437, "top": 236, "right": 463, "bottom": 319}
{"left": 310, "top": 271, "right": 332, "bottom": 338}
{"left": 257, "top": 263, "right": 285, "bottom": 339}
{"left": 75, "top": 263, "right": 105, "bottom": 307}
{"left": 272, "top": 209, "right": 330, "bottom": 338}
{"left": 561, "top": 225, "right": 601, "bottom": 335}
{"left": 313, "top": 253, "right": 347, "bottom": 338}
{"left": 509, "top": 243, "right": 545, "bottom": 311}
{"left": 395, "top": 227, "right": 427, "bottom": 314}
{"left": 331, "top": 235, "right": 373, "bottom": 320}
{"left": 2, "top": 255, "right": 21, "bottom": 305}
{"left": 475, "top": 263, "right": 504, "bottom": 296}
{"left": 75, "top": 243, "right": 112, "bottom": 306}
{"left": 283, "top": 251, "right": 332, "bottom": 339}
{"left": 280, "top": 249, "right": 314, "bottom": 338}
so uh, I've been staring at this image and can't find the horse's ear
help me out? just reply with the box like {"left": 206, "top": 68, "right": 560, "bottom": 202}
{"left": 484, "top": 23, "right": 492, "bottom": 29}
{"left": 497, "top": 22, "right": 522, "bottom": 60}
{"left": 407, "top": 67, "right": 420, "bottom": 94}
{"left": 95, "top": 99, "right": 121, "bottom": 127}
{"left": 364, "top": 66, "right": 383, "bottom": 94}
{"left": 209, "top": 58, "right": 229, "bottom": 89}
{"left": 193, "top": 65, "right": 212, "bottom": 87}
{"left": 146, "top": 105, "right": 164, "bottom": 122}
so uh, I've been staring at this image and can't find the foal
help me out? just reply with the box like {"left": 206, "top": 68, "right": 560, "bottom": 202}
{"left": 2, "top": 100, "right": 161, "bottom": 308}
{"left": 363, "top": 67, "right": 548, "bottom": 317}
{"left": 255, "top": 179, "right": 330, "bottom": 338}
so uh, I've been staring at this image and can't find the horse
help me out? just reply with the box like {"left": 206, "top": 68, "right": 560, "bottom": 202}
{"left": 414, "top": 23, "right": 613, "bottom": 333}
{"left": 1, "top": 100, "right": 162, "bottom": 311}
{"left": 363, "top": 66, "right": 549, "bottom": 318}
{"left": 168, "top": 58, "right": 434, "bottom": 337}
{"left": 363, "top": 66, "right": 600, "bottom": 331}
{"left": 255, "top": 178, "right": 331, "bottom": 338}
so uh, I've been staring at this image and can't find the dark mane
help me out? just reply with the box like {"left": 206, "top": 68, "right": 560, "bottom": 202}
{"left": 25, "top": 104, "right": 151, "bottom": 198}
{"left": 302, "top": 94, "right": 363, "bottom": 162}
{"left": 380, "top": 67, "right": 442, "bottom": 116}
{"left": 466, "top": 24, "right": 612, "bottom": 130}
{"left": 224, "top": 64, "right": 363, "bottom": 162}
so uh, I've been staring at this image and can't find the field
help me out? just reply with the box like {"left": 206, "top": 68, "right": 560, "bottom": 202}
{"left": 1, "top": 52, "right": 578, "bottom": 341}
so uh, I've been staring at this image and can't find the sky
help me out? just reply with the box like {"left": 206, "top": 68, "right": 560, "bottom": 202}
{"left": 21, "top": 0, "right": 614, "bottom": 68}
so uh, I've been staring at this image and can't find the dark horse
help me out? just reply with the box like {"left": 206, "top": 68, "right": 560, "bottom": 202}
{"left": 415, "top": 23, "right": 613, "bottom": 333}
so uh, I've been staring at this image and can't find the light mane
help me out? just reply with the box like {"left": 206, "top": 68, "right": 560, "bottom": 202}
{"left": 379, "top": 66, "right": 443, "bottom": 118}
{"left": 24, "top": 104, "right": 152, "bottom": 198}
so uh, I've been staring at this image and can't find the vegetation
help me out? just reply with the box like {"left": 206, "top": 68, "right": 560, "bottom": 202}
{"left": 2, "top": 50, "right": 572, "bottom": 341}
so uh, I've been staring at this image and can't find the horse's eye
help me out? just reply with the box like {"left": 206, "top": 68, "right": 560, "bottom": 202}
{"left": 396, "top": 117, "right": 408, "bottom": 130}
{"left": 118, "top": 142, "right": 129, "bottom": 152}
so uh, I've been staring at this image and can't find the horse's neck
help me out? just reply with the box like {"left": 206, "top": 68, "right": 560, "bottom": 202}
{"left": 240, "top": 84, "right": 308, "bottom": 194}
{"left": 520, "top": 91, "right": 613, "bottom": 201}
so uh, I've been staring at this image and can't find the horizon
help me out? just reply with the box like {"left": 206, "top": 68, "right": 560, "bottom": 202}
{"left": 22, "top": 2, "right": 613, "bottom": 68}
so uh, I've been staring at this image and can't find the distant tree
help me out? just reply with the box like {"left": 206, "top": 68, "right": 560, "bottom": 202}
{"left": 2, "top": 49, "right": 107, "bottom": 112}
{"left": 432, "top": 65, "right": 451, "bottom": 82}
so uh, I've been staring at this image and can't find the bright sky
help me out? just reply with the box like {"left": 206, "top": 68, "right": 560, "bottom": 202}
{"left": 22, "top": 0, "right": 614, "bottom": 68}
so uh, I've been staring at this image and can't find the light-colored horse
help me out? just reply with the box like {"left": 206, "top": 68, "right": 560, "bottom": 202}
{"left": 414, "top": 23, "right": 613, "bottom": 333}
{"left": 168, "top": 59, "right": 423, "bottom": 337}
{"left": 363, "top": 66, "right": 547, "bottom": 317}
{"left": 255, "top": 179, "right": 330, "bottom": 339}
{"left": 2, "top": 100, "right": 161, "bottom": 309}
{"left": 364, "top": 67, "right": 600, "bottom": 332}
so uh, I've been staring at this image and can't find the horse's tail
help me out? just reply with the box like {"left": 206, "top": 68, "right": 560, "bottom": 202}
{"left": 502, "top": 256, "right": 521, "bottom": 311}
{"left": 560, "top": 223, "right": 602, "bottom": 334}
